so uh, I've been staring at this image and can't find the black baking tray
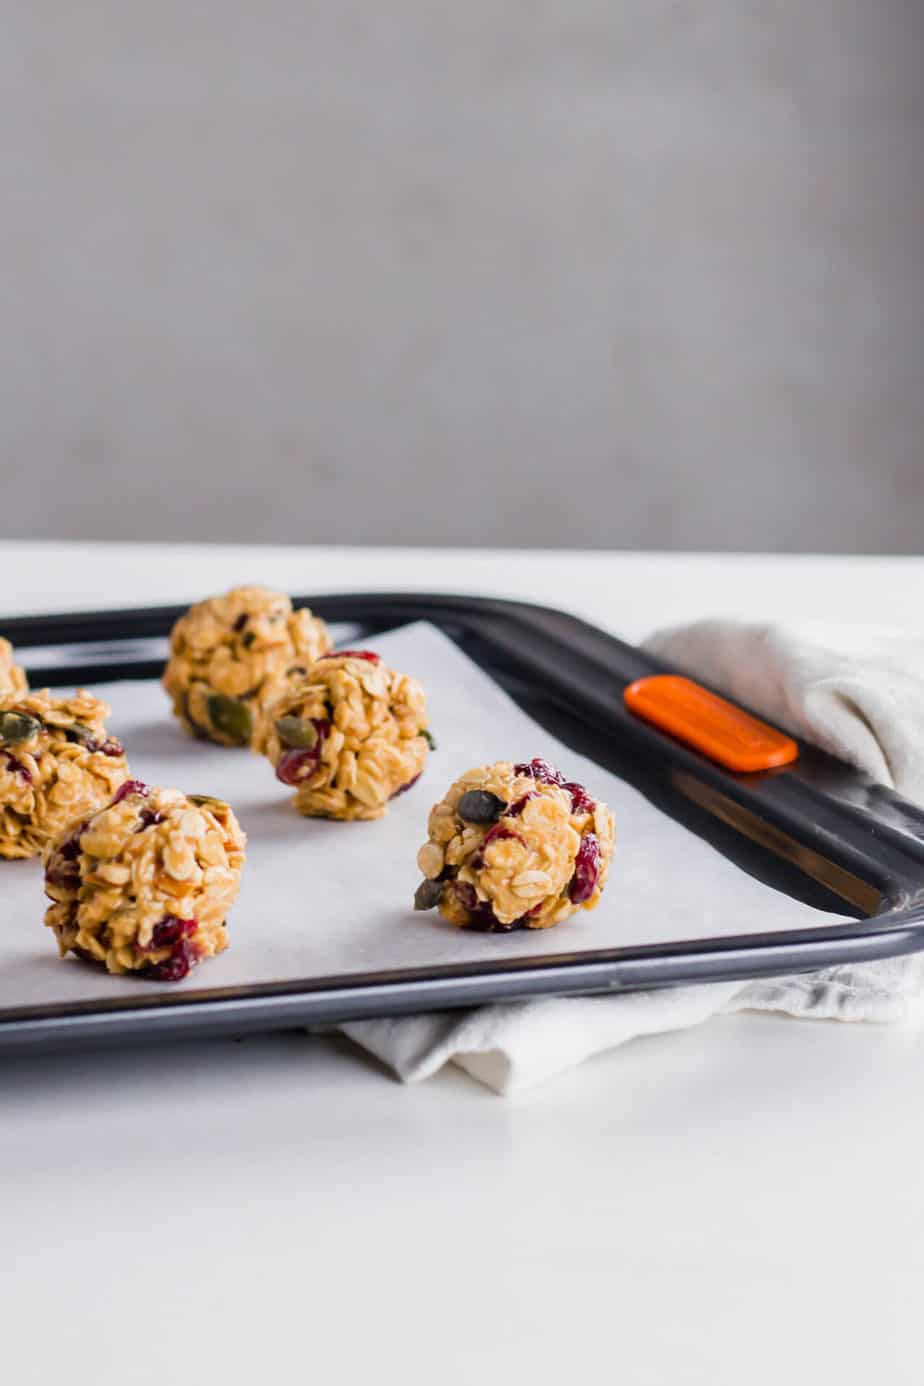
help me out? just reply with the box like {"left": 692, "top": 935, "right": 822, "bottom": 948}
{"left": 2, "top": 591, "right": 924, "bottom": 1055}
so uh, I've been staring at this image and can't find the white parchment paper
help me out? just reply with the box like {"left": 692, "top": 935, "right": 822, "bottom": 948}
{"left": 0, "top": 622, "right": 849, "bottom": 1009}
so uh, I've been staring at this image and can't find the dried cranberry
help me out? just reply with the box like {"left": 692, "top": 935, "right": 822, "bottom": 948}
{"left": 453, "top": 880, "right": 515, "bottom": 931}
{"left": 391, "top": 772, "right": 421, "bottom": 799}
{"left": 277, "top": 747, "right": 318, "bottom": 785}
{"left": 514, "top": 758, "right": 565, "bottom": 786}
{"left": 138, "top": 808, "right": 164, "bottom": 829}
{"left": 1, "top": 750, "right": 32, "bottom": 783}
{"left": 468, "top": 903, "right": 519, "bottom": 932}
{"left": 563, "top": 781, "right": 596, "bottom": 814}
{"left": 569, "top": 833, "right": 602, "bottom": 904}
{"left": 98, "top": 738, "right": 124, "bottom": 757}
{"left": 507, "top": 791, "right": 538, "bottom": 817}
{"left": 144, "top": 938, "right": 198, "bottom": 982}
{"left": 319, "top": 650, "right": 380, "bottom": 663}
{"left": 44, "top": 859, "right": 80, "bottom": 889}
{"left": 113, "top": 779, "right": 148, "bottom": 804}
{"left": 46, "top": 868, "right": 77, "bottom": 890}
{"left": 275, "top": 718, "right": 330, "bottom": 785}
{"left": 58, "top": 821, "right": 89, "bottom": 861}
{"left": 467, "top": 913, "right": 508, "bottom": 932}
{"left": 453, "top": 882, "right": 479, "bottom": 912}
{"left": 45, "top": 819, "right": 89, "bottom": 888}
{"left": 483, "top": 824, "right": 522, "bottom": 849}
{"left": 468, "top": 904, "right": 507, "bottom": 931}
{"left": 513, "top": 761, "right": 594, "bottom": 813}
{"left": 149, "top": 915, "right": 198, "bottom": 950}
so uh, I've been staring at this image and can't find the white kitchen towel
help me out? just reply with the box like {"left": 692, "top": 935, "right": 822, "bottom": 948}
{"left": 342, "top": 621, "right": 924, "bottom": 1094}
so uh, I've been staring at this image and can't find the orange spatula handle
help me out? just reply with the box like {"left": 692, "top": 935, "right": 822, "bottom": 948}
{"left": 624, "top": 675, "right": 799, "bottom": 773}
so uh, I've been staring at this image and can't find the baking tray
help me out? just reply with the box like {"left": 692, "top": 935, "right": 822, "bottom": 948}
{"left": 2, "top": 591, "right": 924, "bottom": 1055}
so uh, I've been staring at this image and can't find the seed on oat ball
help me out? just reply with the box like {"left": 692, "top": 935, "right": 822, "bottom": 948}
{"left": 162, "top": 585, "right": 331, "bottom": 747}
{"left": 256, "top": 650, "right": 433, "bottom": 821}
{"left": 43, "top": 781, "right": 246, "bottom": 981}
{"left": 0, "top": 689, "right": 130, "bottom": 860}
{"left": 0, "top": 638, "right": 27, "bottom": 696}
{"left": 414, "top": 757, "right": 615, "bottom": 931}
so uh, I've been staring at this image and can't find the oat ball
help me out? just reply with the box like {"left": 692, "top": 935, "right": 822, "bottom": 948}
{"left": 0, "top": 638, "right": 27, "bottom": 695}
{"left": 0, "top": 690, "right": 130, "bottom": 860}
{"left": 163, "top": 585, "right": 331, "bottom": 747}
{"left": 414, "top": 757, "right": 615, "bottom": 930}
{"left": 43, "top": 781, "right": 246, "bottom": 980}
{"left": 257, "top": 649, "right": 433, "bottom": 820}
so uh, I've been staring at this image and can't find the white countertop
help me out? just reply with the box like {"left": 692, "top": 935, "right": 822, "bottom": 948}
{"left": 3, "top": 542, "right": 923, "bottom": 1386}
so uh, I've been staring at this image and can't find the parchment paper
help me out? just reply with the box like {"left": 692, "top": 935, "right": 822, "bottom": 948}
{"left": 0, "top": 622, "right": 849, "bottom": 1009}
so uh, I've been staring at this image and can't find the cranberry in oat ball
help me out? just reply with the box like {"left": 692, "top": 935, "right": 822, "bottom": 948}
{"left": 0, "top": 637, "right": 27, "bottom": 695}
{"left": 0, "top": 690, "right": 129, "bottom": 859}
{"left": 256, "top": 650, "right": 433, "bottom": 820}
{"left": 43, "top": 783, "right": 245, "bottom": 980}
{"left": 414, "top": 758, "right": 614, "bottom": 931}
{"left": 162, "top": 585, "right": 331, "bottom": 747}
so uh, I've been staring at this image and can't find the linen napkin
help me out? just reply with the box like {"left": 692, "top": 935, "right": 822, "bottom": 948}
{"left": 341, "top": 620, "right": 924, "bottom": 1094}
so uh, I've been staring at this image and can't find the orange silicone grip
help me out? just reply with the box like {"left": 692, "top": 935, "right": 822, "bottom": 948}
{"left": 623, "top": 675, "right": 799, "bottom": 773}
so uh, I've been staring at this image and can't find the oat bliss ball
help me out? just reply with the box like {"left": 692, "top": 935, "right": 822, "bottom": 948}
{"left": 414, "top": 758, "right": 615, "bottom": 931}
{"left": 0, "top": 637, "right": 27, "bottom": 695}
{"left": 0, "top": 690, "right": 129, "bottom": 859}
{"left": 163, "top": 585, "right": 331, "bottom": 747}
{"left": 43, "top": 781, "right": 246, "bottom": 980}
{"left": 257, "top": 650, "right": 433, "bottom": 820}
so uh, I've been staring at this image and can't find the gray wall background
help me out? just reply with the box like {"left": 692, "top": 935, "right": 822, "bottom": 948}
{"left": 2, "top": 2, "right": 922, "bottom": 551}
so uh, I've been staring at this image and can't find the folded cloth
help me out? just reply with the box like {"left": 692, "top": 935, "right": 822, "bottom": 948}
{"left": 646, "top": 620, "right": 924, "bottom": 803}
{"left": 341, "top": 621, "right": 924, "bottom": 1094}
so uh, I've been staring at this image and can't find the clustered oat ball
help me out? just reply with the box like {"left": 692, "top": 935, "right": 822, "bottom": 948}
{"left": 257, "top": 650, "right": 433, "bottom": 821}
{"left": 414, "top": 757, "right": 615, "bottom": 930}
{"left": 44, "top": 781, "right": 246, "bottom": 980}
{"left": 5, "top": 577, "right": 619, "bottom": 988}
{"left": 0, "top": 690, "right": 130, "bottom": 860}
{"left": 163, "top": 585, "right": 331, "bottom": 747}
{"left": 0, "top": 638, "right": 27, "bottom": 695}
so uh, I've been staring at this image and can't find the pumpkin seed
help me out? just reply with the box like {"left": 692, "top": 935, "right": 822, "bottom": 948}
{"left": 414, "top": 878, "right": 443, "bottom": 911}
{"left": 275, "top": 715, "right": 318, "bottom": 749}
{"left": 457, "top": 789, "right": 507, "bottom": 824}
{"left": 207, "top": 694, "right": 253, "bottom": 744}
{"left": 63, "top": 722, "right": 96, "bottom": 747}
{"left": 0, "top": 711, "right": 41, "bottom": 744}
